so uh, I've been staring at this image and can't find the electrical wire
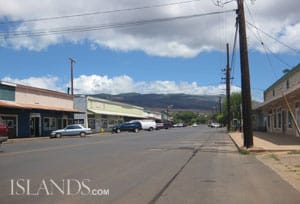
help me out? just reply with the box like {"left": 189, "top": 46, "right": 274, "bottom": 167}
{"left": 0, "top": 9, "right": 236, "bottom": 39}
{"left": 230, "top": 17, "right": 238, "bottom": 84}
{"left": 247, "top": 21, "right": 300, "bottom": 56}
{"left": 0, "top": 0, "right": 203, "bottom": 25}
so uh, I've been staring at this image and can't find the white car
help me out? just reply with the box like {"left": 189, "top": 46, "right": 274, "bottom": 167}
{"left": 50, "top": 124, "right": 92, "bottom": 138}
{"left": 210, "top": 123, "right": 221, "bottom": 128}
{"left": 130, "top": 120, "right": 156, "bottom": 131}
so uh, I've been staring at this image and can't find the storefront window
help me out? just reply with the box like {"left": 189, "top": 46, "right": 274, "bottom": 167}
{"left": 278, "top": 111, "right": 282, "bottom": 129}
{"left": 44, "top": 117, "right": 57, "bottom": 131}
{"left": 274, "top": 113, "right": 277, "bottom": 129}
{"left": 288, "top": 111, "right": 293, "bottom": 128}
{"left": 88, "top": 119, "right": 96, "bottom": 129}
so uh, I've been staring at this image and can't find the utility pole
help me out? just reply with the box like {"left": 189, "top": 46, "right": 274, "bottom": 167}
{"left": 226, "top": 43, "right": 231, "bottom": 132}
{"left": 218, "top": 96, "right": 222, "bottom": 114}
{"left": 237, "top": 0, "right": 253, "bottom": 148}
{"left": 69, "top": 57, "right": 76, "bottom": 95}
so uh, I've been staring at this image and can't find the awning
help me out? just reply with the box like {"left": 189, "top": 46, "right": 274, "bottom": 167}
{"left": 255, "top": 82, "right": 300, "bottom": 111}
{"left": 87, "top": 108, "right": 147, "bottom": 119}
{"left": 0, "top": 100, "right": 82, "bottom": 113}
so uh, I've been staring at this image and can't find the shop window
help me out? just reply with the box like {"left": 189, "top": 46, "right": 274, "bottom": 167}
{"left": 288, "top": 111, "right": 293, "bottom": 128}
{"left": 267, "top": 115, "right": 271, "bottom": 129}
{"left": 88, "top": 119, "right": 96, "bottom": 129}
{"left": 74, "top": 119, "right": 84, "bottom": 125}
{"left": 278, "top": 111, "right": 282, "bottom": 129}
{"left": 68, "top": 119, "right": 74, "bottom": 125}
{"left": 44, "top": 117, "right": 57, "bottom": 131}
{"left": 108, "top": 120, "right": 115, "bottom": 128}
{"left": 274, "top": 113, "right": 277, "bottom": 128}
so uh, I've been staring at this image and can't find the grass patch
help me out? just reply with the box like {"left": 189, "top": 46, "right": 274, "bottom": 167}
{"left": 288, "top": 150, "right": 300, "bottom": 154}
{"left": 239, "top": 149, "right": 250, "bottom": 155}
{"left": 269, "top": 153, "right": 280, "bottom": 161}
{"left": 295, "top": 164, "right": 300, "bottom": 168}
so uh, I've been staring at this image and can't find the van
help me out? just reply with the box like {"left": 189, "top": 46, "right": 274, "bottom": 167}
{"left": 130, "top": 120, "right": 156, "bottom": 131}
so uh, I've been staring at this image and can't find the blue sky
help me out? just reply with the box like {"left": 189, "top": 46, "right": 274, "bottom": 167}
{"left": 0, "top": 0, "right": 300, "bottom": 101}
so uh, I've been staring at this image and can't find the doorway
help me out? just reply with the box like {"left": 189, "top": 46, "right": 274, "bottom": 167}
{"left": 30, "top": 114, "right": 41, "bottom": 137}
{"left": 282, "top": 110, "right": 286, "bottom": 134}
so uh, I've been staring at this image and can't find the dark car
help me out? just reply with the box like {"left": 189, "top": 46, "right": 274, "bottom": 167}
{"left": 112, "top": 122, "right": 142, "bottom": 133}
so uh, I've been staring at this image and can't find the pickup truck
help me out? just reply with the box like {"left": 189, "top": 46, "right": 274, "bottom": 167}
{"left": 0, "top": 123, "right": 8, "bottom": 144}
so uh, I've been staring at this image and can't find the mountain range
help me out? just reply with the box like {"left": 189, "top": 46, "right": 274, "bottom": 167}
{"left": 90, "top": 93, "right": 222, "bottom": 113}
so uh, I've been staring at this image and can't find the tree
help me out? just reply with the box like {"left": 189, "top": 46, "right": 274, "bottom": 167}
{"left": 222, "top": 92, "right": 242, "bottom": 129}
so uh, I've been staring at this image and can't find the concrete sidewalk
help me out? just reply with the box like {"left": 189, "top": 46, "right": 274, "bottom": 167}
{"left": 229, "top": 131, "right": 300, "bottom": 152}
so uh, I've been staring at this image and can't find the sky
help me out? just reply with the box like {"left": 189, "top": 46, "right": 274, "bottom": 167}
{"left": 0, "top": 0, "right": 300, "bottom": 102}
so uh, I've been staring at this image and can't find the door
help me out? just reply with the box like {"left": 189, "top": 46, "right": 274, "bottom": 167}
{"left": 30, "top": 117, "right": 40, "bottom": 137}
{"left": 282, "top": 110, "right": 286, "bottom": 134}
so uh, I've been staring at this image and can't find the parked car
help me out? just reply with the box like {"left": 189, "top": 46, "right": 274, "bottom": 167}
{"left": 50, "top": 124, "right": 92, "bottom": 138}
{"left": 173, "top": 123, "right": 185, "bottom": 128}
{"left": 156, "top": 122, "right": 164, "bottom": 130}
{"left": 192, "top": 123, "right": 198, "bottom": 127}
{"left": 0, "top": 117, "right": 8, "bottom": 144}
{"left": 112, "top": 121, "right": 142, "bottom": 133}
{"left": 130, "top": 120, "right": 156, "bottom": 131}
{"left": 210, "top": 122, "right": 221, "bottom": 128}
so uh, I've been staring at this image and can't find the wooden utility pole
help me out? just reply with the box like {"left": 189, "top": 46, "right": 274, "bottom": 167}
{"left": 226, "top": 43, "right": 231, "bottom": 132}
{"left": 237, "top": 0, "right": 253, "bottom": 148}
{"left": 69, "top": 57, "right": 76, "bottom": 95}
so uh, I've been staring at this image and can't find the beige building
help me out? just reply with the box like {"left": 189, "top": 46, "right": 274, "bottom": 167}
{"left": 255, "top": 63, "right": 300, "bottom": 137}
{"left": 74, "top": 95, "right": 161, "bottom": 132}
{"left": 0, "top": 81, "right": 78, "bottom": 138}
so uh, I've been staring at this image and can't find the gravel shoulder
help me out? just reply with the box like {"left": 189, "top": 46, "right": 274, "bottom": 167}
{"left": 256, "top": 151, "right": 300, "bottom": 193}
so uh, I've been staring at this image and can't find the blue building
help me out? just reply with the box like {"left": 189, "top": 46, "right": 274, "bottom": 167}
{"left": 0, "top": 81, "right": 79, "bottom": 138}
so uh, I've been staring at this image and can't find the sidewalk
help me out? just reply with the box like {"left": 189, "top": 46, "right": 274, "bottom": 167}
{"left": 229, "top": 131, "right": 300, "bottom": 152}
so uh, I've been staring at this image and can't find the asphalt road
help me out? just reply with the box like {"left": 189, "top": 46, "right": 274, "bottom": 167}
{"left": 0, "top": 126, "right": 299, "bottom": 204}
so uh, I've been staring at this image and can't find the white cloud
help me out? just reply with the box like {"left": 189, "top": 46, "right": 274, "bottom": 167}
{"left": 0, "top": 0, "right": 298, "bottom": 56}
{"left": 2, "top": 76, "right": 63, "bottom": 91}
{"left": 2, "top": 74, "right": 243, "bottom": 97}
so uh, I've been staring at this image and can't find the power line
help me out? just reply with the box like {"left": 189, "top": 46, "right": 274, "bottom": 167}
{"left": 247, "top": 21, "right": 300, "bottom": 56}
{"left": 0, "top": 0, "right": 203, "bottom": 25}
{"left": 230, "top": 17, "right": 239, "bottom": 84}
{"left": 1, "top": 9, "right": 236, "bottom": 39}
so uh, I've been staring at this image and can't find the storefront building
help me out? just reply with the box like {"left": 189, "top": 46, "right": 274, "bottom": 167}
{"left": 74, "top": 95, "right": 161, "bottom": 132}
{"left": 0, "top": 81, "right": 79, "bottom": 138}
{"left": 255, "top": 63, "right": 300, "bottom": 137}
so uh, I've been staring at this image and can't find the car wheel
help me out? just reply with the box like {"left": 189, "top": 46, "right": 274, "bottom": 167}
{"left": 134, "top": 128, "right": 139, "bottom": 133}
{"left": 116, "top": 129, "right": 121, "bottom": 133}
{"left": 149, "top": 127, "right": 153, "bottom": 131}
{"left": 80, "top": 132, "right": 86, "bottom": 137}
{"left": 55, "top": 133, "right": 62, "bottom": 138}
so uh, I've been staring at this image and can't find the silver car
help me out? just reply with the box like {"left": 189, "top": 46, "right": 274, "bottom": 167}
{"left": 50, "top": 124, "right": 92, "bottom": 138}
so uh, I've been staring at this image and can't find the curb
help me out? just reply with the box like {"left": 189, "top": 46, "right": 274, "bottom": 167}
{"left": 228, "top": 133, "right": 242, "bottom": 152}
{"left": 4, "top": 132, "right": 112, "bottom": 144}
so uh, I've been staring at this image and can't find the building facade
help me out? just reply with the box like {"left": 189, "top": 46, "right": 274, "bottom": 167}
{"left": 255, "top": 64, "right": 300, "bottom": 137}
{"left": 0, "top": 81, "right": 79, "bottom": 138}
{"left": 74, "top": 95, "right": 162, "bottom": 132}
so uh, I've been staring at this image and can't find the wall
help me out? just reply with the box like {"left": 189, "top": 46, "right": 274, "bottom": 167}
{"left": 16, "top": 87, "right": 73, "bottom": 108}
{"left": 87, "top": 97, "right": 145, "bottom": 118}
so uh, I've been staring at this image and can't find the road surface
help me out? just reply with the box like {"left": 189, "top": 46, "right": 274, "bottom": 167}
{"left": 0, "top": 126, "right": 299, "bottom": 203}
